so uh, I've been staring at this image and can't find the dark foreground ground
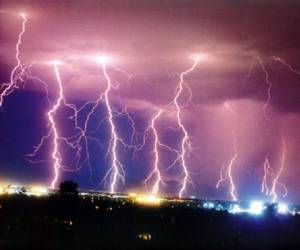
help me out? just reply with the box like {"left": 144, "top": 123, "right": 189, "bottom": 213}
{"left": 0, "top": 194, "right": 299, "bottom": 250}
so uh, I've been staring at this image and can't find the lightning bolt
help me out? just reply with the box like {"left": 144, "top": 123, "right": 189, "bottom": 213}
{"left": 26, "top": 55, "right": 137, "bottom": 193}
{"left": 144, "top": 109, "right": 164, "bottom": 195}
{"left": 244, "top": 57, "right": 274, "bottom": 122}
{"left": 246, "top": 57, "right": 278, "bottom": 200}
{"left": 94, "top": 57, "right": 125, "bottom": 194}
{"left": 172, "top": 56, "right": 200, "bottom": 198}
{"left": 270, "top": 136, "right": 287, "bottom": 202}
{"left": 242, "top": 58, "right": 256, "bottom": 86}
{"left": 28, "top": 61, "right": 67, "bottom": 189}
{"left": 261, "top": 156, "right": 272, "bottom": 196}
{"left": 0, "top": 13, "right": 27, "bottom": 107}
{"left": 27, "top": 60, "right": 100, "bottom": 188}
{"left": 273, "top": 56, "right": 300, "bottom": 76}
{"left": 216, "top": 102, "right": 238, "bottom": 201}
{"left": 244, "top": 57, "right": 291, "bottom": 202}
{"left": 216, "top": 164, "right": 226, "bottom": 190}
{"left": 255, "top": 57, "right": 273, "bottom": 121}
{"left": 48, "top": 63, "right": 64, "bottom": 189}
{"left": 134, "top": 106, "right": 181, "bottom": 196}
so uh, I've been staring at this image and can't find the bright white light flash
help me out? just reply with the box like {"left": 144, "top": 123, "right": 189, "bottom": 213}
{"left": 203, "top": 202, "right": 215, "bottom": 209}
{"left": 277, "top": 203, "right": 289, "bottom": 214}
{"left": 249, "top": 201, "right": 264, "bottom": 215}
{"left": 47, "top": 60, "right": 63, "bottom": 66}
{"left": 191, "top": 53, "right": 208, "bottom": 62}
{"left": 93, "top": 55, "right": 111, "bottom": 64}
{"left": 19, "top": 12, "right": 26, "bottom": 18}
{"left": 230, "top": 204, "right": 243, "bottom": 214}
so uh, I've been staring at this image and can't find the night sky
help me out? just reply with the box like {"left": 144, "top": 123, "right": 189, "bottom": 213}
{"left": 1, "top": 0, "right": 300, "bottom": 203}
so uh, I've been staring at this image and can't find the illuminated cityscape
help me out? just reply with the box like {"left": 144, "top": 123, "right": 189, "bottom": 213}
{"left": 0, "top": 181, "right": 299, "bottom": 215}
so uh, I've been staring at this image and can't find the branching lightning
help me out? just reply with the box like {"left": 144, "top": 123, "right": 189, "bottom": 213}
{"left": 28, "top": 60, "right": 101, "bottom": 188}
{"left": 94, "top": 56, "right": 125, "bottom": 193}
{"left": 28, "top": 55, "right": 137, "bottom": 193}
{"left": 270, "top": 136, "right": 287, "bottom": 202}
{"left": 29, "top": 61, "right": 72, "bottom": 189}
{"left": 171, "top": 55, "right": 200, "bottom": 198}
{"left": 273, "top": 56, "right": 300, "bottom": 76}
{"left": 216, "top": 102, "right": 238, "bottom": 201}
{"left": 48, "top": 63, "right": 64, "bottom": 189}
{"left": 0, "top": 10, "right": 296, "bottom": 202}
{"left": 255, "top": 57, "right": 273, "bottom": 121}
{"left": 0, "top": 12, "right": 27, "bottom": 107}
{"left": 260, "top": 137, "right": 288, "bottom": 202}
{"left": 252, "top": 57, "right": 291, "bottom": 202}
{"left": 144, "top": 109, "right": 164, "bottom": 195}
{"left": 245, "top": 57, "right": 285, "bottom": 202}
{"left": 261, "top": 156, "right": 272, "bottom": 196}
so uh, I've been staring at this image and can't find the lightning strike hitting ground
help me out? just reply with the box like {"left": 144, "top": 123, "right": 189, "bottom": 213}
{"left": 0, "top": 12, "right": 27, "bottom": 107}
{"left": 0, "top": 2, "right": 299, "bottom": 208}
{"left": 248, "top": 57, "right": 282, "bottom": 200}
{"left": 261, "top": 156, "right": 273, "bottom": 196}
{"left": 216, "top": 103, "right": 238, "bottom": 201}
{"left": 95, "top": 56, "right": 125, "bottom": 194}
{"left": 172, "top": 56, "right": 200, "bottom": 198}
{"left": 48, "top": 63, "right": 64, "bottom": 189}
{"left": 27, "top": 60, "right": 98, "bottom": 188}
{"left": 144, "top": 109, "right": 164, "bottom": 195}
{"left": 27, "top": 61, "right": 69, "bottom": 189}
{"left": 270, "top": 136, "right": 288, "bottom": 202}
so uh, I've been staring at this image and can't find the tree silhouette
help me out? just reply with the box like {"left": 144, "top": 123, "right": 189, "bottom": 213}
{"left": 59, "top": 180, "right": 78, "bottom": 196}
{"left": 265, "top": 203, "right": 276, "bottom": 217}
{"left": 58, "top": 180, "right": 79, "bottom": 220}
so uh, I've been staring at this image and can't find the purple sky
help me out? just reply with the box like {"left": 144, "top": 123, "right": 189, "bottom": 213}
{"left": 1, "top": 0, "right": 300, "bottom": 203}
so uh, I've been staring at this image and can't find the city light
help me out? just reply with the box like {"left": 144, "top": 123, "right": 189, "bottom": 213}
{"left": 277, "top": 203, "right": 289, "bottom": 214}
{"left": 130, "top": 193, "right": 162, "bottom": 206}
{"left": 26, "top": 186, "right": 49, "bottom": 196}
{"left": 0, "top": 181, "right": 298, "bottom": 217}
{"left": 203, "top": 202, "right": 215, "bottom": 209}
{"left": 249, "top": 201, "right": 265, "bottom": 215}
{"left": 0, "top": 183, "right": 49, "bottom": 196}
{"left": 230, "top": 204, "right": 243, "bottom": 214}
